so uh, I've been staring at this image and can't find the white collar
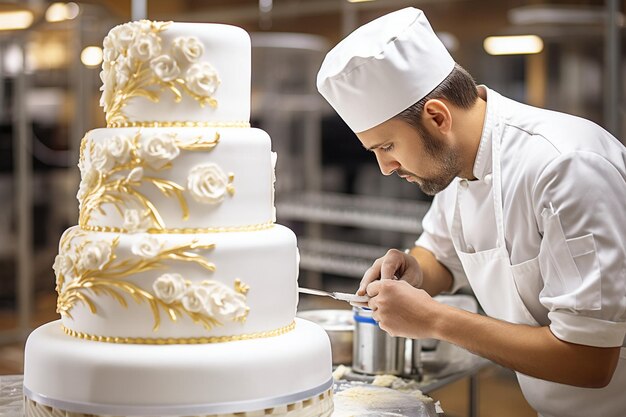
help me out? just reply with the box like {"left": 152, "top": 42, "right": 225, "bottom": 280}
{"left": 471, "top": 85, "right": 496, "bottom": 181}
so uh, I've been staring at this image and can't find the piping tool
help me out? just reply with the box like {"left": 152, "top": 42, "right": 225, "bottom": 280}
{"left": 299, "top": 287, "right": 370, "bottom": 304}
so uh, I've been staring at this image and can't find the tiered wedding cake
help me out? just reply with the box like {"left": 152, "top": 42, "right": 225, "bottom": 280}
{"left": 23, "top": 21, "right": 333, "bottom": 417}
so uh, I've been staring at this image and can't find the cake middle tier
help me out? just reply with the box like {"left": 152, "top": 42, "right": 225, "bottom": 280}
{"left": 55, "top": 225, "right": 298, "bottom": 341}
{"left": 79, "top": 127, "right": 275, "bottom": 233}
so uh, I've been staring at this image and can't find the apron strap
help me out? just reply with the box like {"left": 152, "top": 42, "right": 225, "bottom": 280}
{"left": 451, "top": 92, "right": 506, "bottom": 251}
{"left": 451, "top": 179, "right": 468, "bottom": 249}
{"left": 490, "top": 95, "right": 507, "bottom": 247}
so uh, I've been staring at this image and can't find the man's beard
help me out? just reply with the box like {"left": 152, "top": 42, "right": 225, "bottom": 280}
{"left": 398, "top": 131, "right": 461, "bottom": 196}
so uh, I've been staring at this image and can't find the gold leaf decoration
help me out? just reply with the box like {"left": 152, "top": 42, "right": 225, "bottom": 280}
{"left": 177, "top": 132, "right": 220, "bottom": 151}
{"left": 78, "top": 131, "right": 225, "bottom": 232}
{"left": 99, "top": 20, "right": 221, "bottom": 125}
{"left": 153, "top": 274, "right": 250, "bottom": 328}
{"left": 234, "top": 278, "right": 250, "bottom": 295}
{"left": 55, "top": 230, "right": 230, "bottom": 332}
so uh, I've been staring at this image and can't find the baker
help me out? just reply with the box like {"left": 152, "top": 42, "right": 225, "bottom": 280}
{"left": 316, "top": 7, "right": 626, "bottom": 417}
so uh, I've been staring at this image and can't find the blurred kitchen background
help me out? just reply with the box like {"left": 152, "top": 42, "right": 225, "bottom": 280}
{"left": 0, "top": 1, "right": 623, "bottom": 416}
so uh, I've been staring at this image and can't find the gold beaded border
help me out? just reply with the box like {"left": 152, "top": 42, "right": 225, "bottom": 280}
{"left": 62, "top": 321, "right": 296, "bottom": 345}
{"left": 107, "top": 121, "right": 251, "bottom": 128}
{"left": 80, "top": 221, "right": 275, "bottom": 234}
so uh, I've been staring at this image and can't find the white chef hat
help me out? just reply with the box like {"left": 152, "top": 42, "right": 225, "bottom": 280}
{"left": 316, "top": 7, "right": 455, "bottom": 133}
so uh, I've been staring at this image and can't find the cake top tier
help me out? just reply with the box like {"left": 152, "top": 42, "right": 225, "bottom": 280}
{"left": 100, "top": 21, "right": 251, "bottom": 128}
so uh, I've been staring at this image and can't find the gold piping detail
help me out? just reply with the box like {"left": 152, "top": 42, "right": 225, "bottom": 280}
{"left": 107, "top": 121, "right": 251, "bottom": 128}
{"left": 80, "top": 221, "right": 275, "bottom": 234}
{"left": 56, "top": 233, "right": 221, "bottom": 331}
{"left": 62, "top": 321, "right": 296, "bottom": 344}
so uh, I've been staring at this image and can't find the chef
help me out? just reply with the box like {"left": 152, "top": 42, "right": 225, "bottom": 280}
{"left": 316, "top": 7, "right": 626, "bottom": 417}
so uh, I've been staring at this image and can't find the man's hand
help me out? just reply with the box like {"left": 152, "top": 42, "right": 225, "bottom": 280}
{"left": 356, "top": 249, "right": 424, "bottom": 296}
{"left": 366, "top": 279, "right": 440, "bottom": 338}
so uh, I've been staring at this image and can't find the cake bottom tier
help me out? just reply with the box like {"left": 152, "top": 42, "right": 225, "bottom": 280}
{"left": 24, "top": 319, "right": 333, "bottom": 417}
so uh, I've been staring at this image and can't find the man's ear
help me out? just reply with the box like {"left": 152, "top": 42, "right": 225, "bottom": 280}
{"left": 422, "top": 99, "right": 452, "bottom": 134}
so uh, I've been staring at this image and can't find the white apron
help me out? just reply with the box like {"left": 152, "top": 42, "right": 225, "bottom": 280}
{"left": 449, "top": 112, "right": 626, "bottom": 417}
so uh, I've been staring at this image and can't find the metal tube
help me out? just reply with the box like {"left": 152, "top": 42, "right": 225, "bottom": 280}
{"left": 604, "top": 0, "right": 621, "bottom": 138}
{"left": 341, "top": 2, "right": 359, "bottom": 38}
{"left": 132, "top": 0, "right": 148, "bottom": 20}
{"left": 0, "top": 41, "right": 5, "bottom": 121}
{"left": 68, "top": 12, "right": 85, "bottom": 221}
{"left": 13, "top": 39, "right": 33, "bottom": 340}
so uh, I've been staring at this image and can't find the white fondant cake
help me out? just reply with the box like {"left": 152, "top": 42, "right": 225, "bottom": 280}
{"left": 55, "top": 225, "right": 297, "bottom": 340}
{"left": 23, "top": 20, "right": 333, "bottom": 417}
{"left": 100, "top": 21, "right": 250, "bottom": 127}
{"left": 79, "top": 127, "right": 275, "bottom": 232}
{"left": 24, "top": 319, "right": 332, "bottom": 416}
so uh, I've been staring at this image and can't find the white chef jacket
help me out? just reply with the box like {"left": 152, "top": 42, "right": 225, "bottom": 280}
{"left": 416, "top": 85, "right": 626, "bottom": 349}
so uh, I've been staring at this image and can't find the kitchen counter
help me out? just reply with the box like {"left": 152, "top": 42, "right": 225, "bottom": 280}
{"left": 332, "top": 355, "right": 492, "bottom": 416}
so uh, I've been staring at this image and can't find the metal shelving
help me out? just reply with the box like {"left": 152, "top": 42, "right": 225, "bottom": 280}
{"left": 277, "top": 192, "right": 430, "bottom": 234}
{"left": 297, "top": 237, "right": 389, "bottom": 278}
{"left": 278, "top": 192, "right": 431, "bottom": 279}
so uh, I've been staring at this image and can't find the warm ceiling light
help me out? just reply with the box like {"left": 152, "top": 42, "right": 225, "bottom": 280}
{"left": 46, "top": 2, "right": 80, "bottom": 22}
{"left": 27, "top": 40, "right": 68, "bottom": 70}
{"left": 0, "top": 10, "right": 34, "bottom": 31}
{"left": 81, "top": 46, "right": 103, "bottom": 67}
{"left": 483, "top": 35, "right": 544, "bottom": 56}
{"left": 64, "top": 2, "right": 80, "bottom": 19}
{"left": 3, "top": 43, "right": 24, "bottom": 74}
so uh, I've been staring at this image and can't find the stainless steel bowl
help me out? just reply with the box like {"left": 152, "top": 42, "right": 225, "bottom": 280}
{"left": 297, "top": 309, "right": 354, "bottom": 365}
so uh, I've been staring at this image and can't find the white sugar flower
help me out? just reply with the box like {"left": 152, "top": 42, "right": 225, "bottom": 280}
{"left": 53, "top": 253, "right": 76, "bottom": 284}
{"left": 150, "top": 55, "right": 180, "bottom": 83}
{"left": 112, "top": 23, "right": 138, "bottom": 51}
{"left": 131, "top": 235, "right": 162, "bottom": 258}
{"left": 137, "top": 133, "right": 180, "bottom": 169}
{"left": 114, "top": 56, "right": 132, "bottom": 87}
{"left": 126, "top": 167, "right": 144, "bottom": 183}
{"left": 185, "top": 62, "right": 220, "bottom": 97}
{"left": 137, "top": 20, "right": 152, "bottom": 32}
{"left": 206, "top": 284, "right": 248, "bottom": 321}
{"left": 128, "top": 33, "right": 161, "bottom": 61}
{"left": 99, "top": 67, "right": 116, "bottom": 109}
{"left": 78, "top": 240, "right": 113, "bottom": 271}
{"left": 130, "top": 32, "right": 161, "bottom": 61}
{"left": 102, "top": 35, "right": 118, "bottom": 63}
{"left": 106, "top": 135, "right": 132, "bottom": 165}
{"left": 153, "top": 273, "right": 187, "bottom": 304}
{"left": 122, "top": 209, "right": 149, "bottom": 233}
{"left": 181, "top": 285, "right": 211, "bottom": 314}
{"left": 77, "top": 168, "right": 99, "bottom": 204}
{"left": 77, "top": 158, "right": 86, "bottom": 176}
{"left": 92, "top": 143, "right": 115, "bottom": 172}
{"left": 101, "top": 59, "right": 115, "bottom": 74}
{"left": 187, "top": 163, "right": 230, "bottom": 204}
{"left": 172, "top": 36, "right": 204, "bottom": 63}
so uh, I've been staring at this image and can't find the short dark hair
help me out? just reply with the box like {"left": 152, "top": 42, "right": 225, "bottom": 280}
{"left": 395, "top": 63, "right": 478, "bottom": 135}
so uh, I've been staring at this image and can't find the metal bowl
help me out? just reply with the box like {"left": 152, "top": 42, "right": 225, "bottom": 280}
{"left": 297, "top": 309, "right": 354, "bottom": 365}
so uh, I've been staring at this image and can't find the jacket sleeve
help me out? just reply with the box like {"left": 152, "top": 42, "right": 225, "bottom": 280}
{"left": 533, "top": 151, "right": 626, "bottom": 347}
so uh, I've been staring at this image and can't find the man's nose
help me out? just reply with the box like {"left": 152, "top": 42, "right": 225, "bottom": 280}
{"left": 377, "top": 155, "right": 400, "bottom": 176}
